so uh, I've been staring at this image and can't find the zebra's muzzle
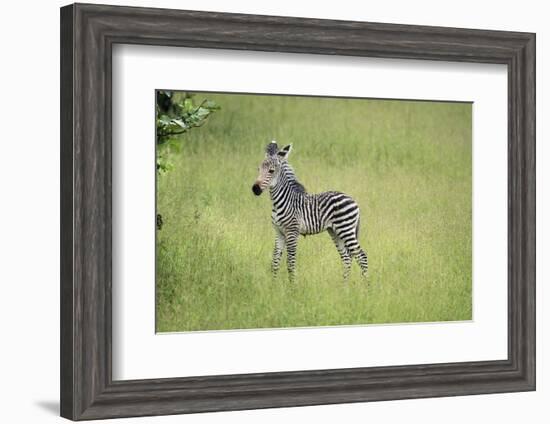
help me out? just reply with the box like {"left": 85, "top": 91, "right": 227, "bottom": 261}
{"left": 252, "top": 184, "right": 263, "bottom": 196}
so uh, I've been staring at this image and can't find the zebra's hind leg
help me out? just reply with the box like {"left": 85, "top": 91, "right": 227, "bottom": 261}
{"left": 353, "top": 247, "right": 369, "bottom": 278}
{"left": 337, "top": 228, "right": 368, "bottom": 279}
{"left": 328, "top": 228, "right": 351, "bottom": 282}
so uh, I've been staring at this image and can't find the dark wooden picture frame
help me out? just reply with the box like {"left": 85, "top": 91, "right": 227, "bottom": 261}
{"left": 60, "top": 3, "right": 536, "bottom": 420}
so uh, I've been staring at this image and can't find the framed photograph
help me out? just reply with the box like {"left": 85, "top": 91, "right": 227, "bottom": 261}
{"left": 60, "top": 3, "right": 535, "bottom": 420}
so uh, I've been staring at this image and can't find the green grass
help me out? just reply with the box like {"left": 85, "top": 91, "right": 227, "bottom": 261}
{"left": 156, "top": 93, "right": 472, "bottom": 332}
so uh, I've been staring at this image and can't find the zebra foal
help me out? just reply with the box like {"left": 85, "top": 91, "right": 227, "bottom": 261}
{"left": 252, "top": 141, "right": 368, "bottom": 282}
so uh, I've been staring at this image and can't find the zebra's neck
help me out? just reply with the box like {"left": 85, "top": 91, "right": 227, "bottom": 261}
{"left": 270, "top": 163, "right": 307, "bottom": 204}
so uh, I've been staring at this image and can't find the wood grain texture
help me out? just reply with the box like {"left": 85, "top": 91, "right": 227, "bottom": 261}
{"left": 60, "top": 4, "right": 74, "bottom": 419}
{"left": 60, "top": 3, "right": 536, "bottom": 420}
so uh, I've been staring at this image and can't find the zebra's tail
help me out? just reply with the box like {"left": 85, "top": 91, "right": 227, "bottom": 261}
{"left": 356, "top": 213, "right": 361, "bottom": 241}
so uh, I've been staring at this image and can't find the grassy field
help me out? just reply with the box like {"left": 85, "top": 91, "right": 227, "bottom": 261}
{"left": 156, "top": 93, "right": 472, "bottom": 332}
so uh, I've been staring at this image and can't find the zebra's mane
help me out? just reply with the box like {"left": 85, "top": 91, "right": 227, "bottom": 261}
{"left": 281, "top": 162, "right": 307, "bottom": 193}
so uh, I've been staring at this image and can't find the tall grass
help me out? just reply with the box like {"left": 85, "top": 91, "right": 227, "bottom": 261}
{"left": 156, "top": 93, "right": 472, "bottom": 332}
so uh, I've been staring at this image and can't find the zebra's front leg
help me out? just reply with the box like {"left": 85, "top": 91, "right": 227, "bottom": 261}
{"left": 272, "top": 229, "right": 286, "bottom": 278}
{"left": 285, "top": 228, "right": 299, "bottom": 283}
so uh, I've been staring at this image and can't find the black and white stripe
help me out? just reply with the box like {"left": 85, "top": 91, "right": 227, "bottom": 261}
{"left": 253, "top": 141, "right": 368, "bottom": 282}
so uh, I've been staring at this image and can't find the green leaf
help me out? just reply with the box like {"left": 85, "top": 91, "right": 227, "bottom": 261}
{"left": 155, "top": 93, "right": 220, "bottom": 175}
{"left": 171, "top": 119, "right": 188, "bottom": 130}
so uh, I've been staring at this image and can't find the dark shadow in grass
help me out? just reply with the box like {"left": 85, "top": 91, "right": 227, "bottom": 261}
{"left": 35, "top": 400, "right": 59, "bottom": 415}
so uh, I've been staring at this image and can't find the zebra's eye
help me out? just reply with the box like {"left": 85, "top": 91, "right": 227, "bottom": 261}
{"left": 268, "top": 169, "right": 275, "bottom": 174}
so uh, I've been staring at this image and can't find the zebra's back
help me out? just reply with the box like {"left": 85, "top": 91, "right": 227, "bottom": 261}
{"left": 297, "top": 191, "right": 360, "bottom": 236}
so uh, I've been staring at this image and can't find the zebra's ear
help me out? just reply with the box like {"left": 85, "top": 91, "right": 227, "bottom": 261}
{"left": 277, "top": 144, "right": 293, "bottom": 160}
{"left": 266, "top": 140, "right": 278, "bottom": 156}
